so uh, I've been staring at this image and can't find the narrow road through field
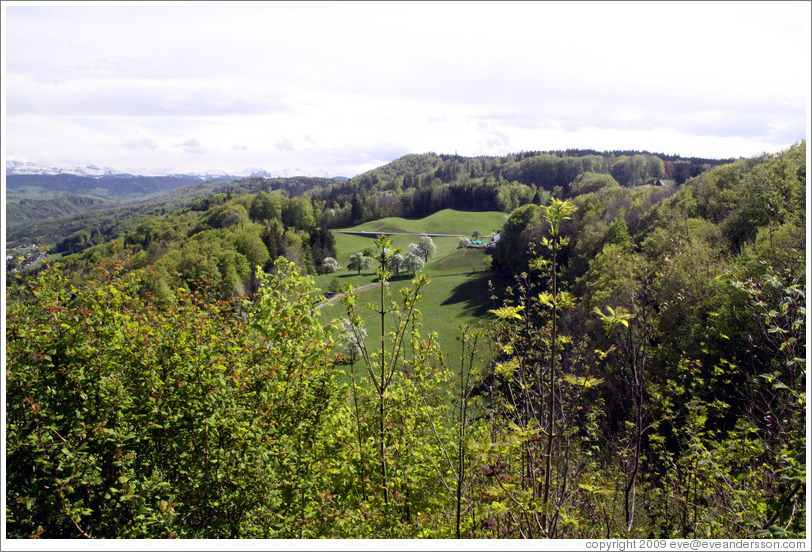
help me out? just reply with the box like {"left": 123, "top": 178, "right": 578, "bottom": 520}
{"left": 317, "top": 282, "right": 380, "bottom": 309}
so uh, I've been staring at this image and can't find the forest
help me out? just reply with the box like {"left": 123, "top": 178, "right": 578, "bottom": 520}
{"left": 4, "top": 142, "right": 806, "bottom": 539}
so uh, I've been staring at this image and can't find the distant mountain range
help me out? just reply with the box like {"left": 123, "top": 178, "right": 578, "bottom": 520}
{"left": 5, "top": 161, "right": 350, "bottom": 207}
{"left": 5, "top": 160, "right": 293, "bottom": 180}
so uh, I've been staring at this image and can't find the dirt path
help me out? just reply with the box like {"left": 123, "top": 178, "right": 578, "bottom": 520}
{"left": 316, "top": 282, "right": 380, "bottom": 309}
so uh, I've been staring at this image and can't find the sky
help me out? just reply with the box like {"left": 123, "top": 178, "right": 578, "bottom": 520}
{"left": 2, "top": 0, "right": 810, "bottom": 178}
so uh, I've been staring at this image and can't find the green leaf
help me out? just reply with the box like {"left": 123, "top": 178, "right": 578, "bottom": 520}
{"left": 489, "top": 306, "right": 525, "bottom": 320}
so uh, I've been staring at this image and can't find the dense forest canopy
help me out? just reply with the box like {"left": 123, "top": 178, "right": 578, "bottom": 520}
{"left": 309, "top": 149, "right": 727, "bottom": 226}
{"left": 5, "top": 176, "right": 343, "bottom": 246}
{"left": 7, "top": 148, "right": 725, "bottom": 249}
{"left": 4, "top": 141, "right": 806, "bottom": 539}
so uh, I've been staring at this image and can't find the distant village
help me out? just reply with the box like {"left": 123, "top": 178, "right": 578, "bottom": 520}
{"left": 5, "top": 243, "right": 49, "bottom": 273}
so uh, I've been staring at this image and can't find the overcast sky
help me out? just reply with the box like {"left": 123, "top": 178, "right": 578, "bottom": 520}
{"left": 2, "top": 1, "right": 810, "bottom": 177}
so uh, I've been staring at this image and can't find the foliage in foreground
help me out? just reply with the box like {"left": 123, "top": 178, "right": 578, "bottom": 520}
{"left": 6, "top": 259, "right": 337, "bottom": 538}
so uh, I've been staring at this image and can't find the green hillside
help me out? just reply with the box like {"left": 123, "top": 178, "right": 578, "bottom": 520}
{"left": 318, "top": 272, "right": 494, "bottom": 373}
{"left": 314, "top": 210, "right": 500, "bottom": 292}
{"left": 344, "top": 208, "right": 505, "bottom": 236}
{"left": 6, "top": 195, "right": 113, "bottom": 226}
{"left": 313, "top": 210, "right": 500, "bottom": 369}
{"left": 429, "top": 247, "right": 492, "bottom": 273}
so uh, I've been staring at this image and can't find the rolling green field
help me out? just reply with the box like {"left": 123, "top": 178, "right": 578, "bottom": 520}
{"left": 313, "top": 209, "right": 503, "bottom": 370}
{"left": 317, "top": 272, "right": 495, "bottom": 372}
{"left": 313, "top": 209, "right": 505, "bottom": 291}
{"left": 342, "top": 208, "right": 506, "bottom": 236}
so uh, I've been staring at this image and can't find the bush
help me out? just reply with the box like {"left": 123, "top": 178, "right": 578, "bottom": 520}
{"left": 6, "top": 259, "right": 337, "bottom": 538}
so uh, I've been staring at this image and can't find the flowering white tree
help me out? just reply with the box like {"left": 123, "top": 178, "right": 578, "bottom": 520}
{"left": 340, "top": 318, "right": 366, "bottom": 363}
{"left": 347, "top": 252, "right": 371, "bottom": 274}
{"left": 402, "top": 251, "right": 425, "bottom": 274}
{"left": 417, "top": 235, "right": 437, "bottom": 262}
{"left": 321, "top": 257, "right": 341, "bottom": 273}
{"left": 387, "top": 253, "right": 405, "bottom": 277}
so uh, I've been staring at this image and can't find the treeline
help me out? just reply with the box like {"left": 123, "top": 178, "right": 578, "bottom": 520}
{"left": 5, "top": 195, "right": 112, "bottom": 228}
{"left": 7, "top": 176, "right": 342, "bottom": 247}
{"left": 310, "top": 150, "right": 729, "bottom": 226}
{"left": 6, "top": 173, "right": 203, "bottom": 199}
{"left": 15, "top": 150, "right": 722, "bottom": 250}
{"left": 5, "top": 142, "right": 804, "bottom": 539}
{"left": 52, "top": 190, "right": 336, "bottom": 305}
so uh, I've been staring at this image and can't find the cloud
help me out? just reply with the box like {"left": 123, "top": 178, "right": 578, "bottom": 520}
{"left": 173, "top": 139, "right": 200, "bottom": 148}
{"left": 476, "top": 91, "right": 804, "bottom": 150}
{"left": 6, "top": 75, "right": 295, "bottom": 118}
{"left": 172, "top": 138, "right": 205, "bottom": 154}
{"left": 275, "top": 139, "right": 295, "bottom": 151}
{"left": 3, "top": 3, "right": 808, "bottom": 175}
{"left": 122, "top": 135, "right": 159, "bottom": 151}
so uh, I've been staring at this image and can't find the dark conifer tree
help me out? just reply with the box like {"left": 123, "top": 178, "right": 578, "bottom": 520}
{"left": 350, "top": 194, "right": 364, "bottom": 224}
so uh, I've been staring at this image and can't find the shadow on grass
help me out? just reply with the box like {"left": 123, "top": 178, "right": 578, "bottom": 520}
{"left": 440, "top": 273, "right": 494, "bottom": 318}
{"left": 388, "top": 274, "right": 418, "bottom": 283}
{"left": 333, "top": 273, "right": 379, "bottom": 284}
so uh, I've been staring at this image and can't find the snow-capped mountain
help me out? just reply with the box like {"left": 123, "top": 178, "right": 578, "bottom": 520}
{"left": 180, "top": 168, "right": 284, "bottom": 180}
{"left": 5, "top": 161, "right": 288, "bottom": 180}
{"left": 6, "top": 161, "right": 123, "bottom": 178}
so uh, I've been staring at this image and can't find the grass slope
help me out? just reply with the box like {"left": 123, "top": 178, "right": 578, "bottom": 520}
{"left": 315, "top": 209, "right": 504, "bottom": 289}
{"left": 318, "top": 273, "right": 495, "bottom": 375}
{"left": 315, "top": 209, "right": 500, "bottom": 371}
{"left": 343, "top": 209, "right": 506, "bottom": 236}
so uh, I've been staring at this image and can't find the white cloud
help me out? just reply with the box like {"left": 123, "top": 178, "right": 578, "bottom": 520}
{"left": 122, "top": 134, "right": 159, "bottom": 151}
{"left": 3, "top": 1, "right": 809, "bottom": 176}
{"left": 6, "top": 74, "right": 294, "bottom": 117}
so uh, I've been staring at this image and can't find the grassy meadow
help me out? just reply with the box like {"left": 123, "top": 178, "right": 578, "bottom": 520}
{"left": 313, "top": 209, "right": 505, "bottom": 290}
{"left": 314, "top": 209, "right": 504, "bottom": 370}
{"left": 342, "top": 208, "right": 506, "bottom": 236}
